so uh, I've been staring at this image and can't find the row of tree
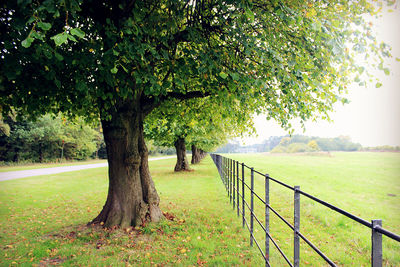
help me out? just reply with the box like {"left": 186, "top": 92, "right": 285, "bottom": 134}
{"left": 0, "top": 0, "right": 390, "bottom": 227}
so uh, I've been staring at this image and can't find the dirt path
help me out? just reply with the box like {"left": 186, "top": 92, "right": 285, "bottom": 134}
{"left": 0, "top": 156, "right": 176, "bottom": 181}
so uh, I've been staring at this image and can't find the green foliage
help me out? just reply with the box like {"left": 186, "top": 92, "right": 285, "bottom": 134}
{"left": 145, "top": 139, "right": 176, "bottom": 155}
{"left": 218, "top": 135, "right": 361, "bottom": 153}
{"left": 363, "top": 145, "right": 400, "bottom": 152}
{"left": 307, "top": 140, "right": 320, "bottom": 151}
{"left": 0, "top": 114, "right": 101, "bottom": 162}
{"left": 0, "top": 0, "right": 391, "bottom": 129}
{"left": 145, "top": 98, "right": 252, "bottom": 152}
{"left": 275, "top": 135, "right": 361, "bottom": 152}
{"left": 270, "top": 145, "right": 288, "bottom": 153}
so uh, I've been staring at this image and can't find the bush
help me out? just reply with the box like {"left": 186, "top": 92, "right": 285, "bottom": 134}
{"left": 287, "top": 143, "right": 312, "bottom": 153}
{"left": 270, "top": 145, "right": 287, "bottom": 153}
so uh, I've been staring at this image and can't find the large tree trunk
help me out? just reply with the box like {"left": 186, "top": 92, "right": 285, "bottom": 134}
{"left": 191, "top": 144, "right": 201, "bottom": 164}
{"left": 90, "top": 102, "right": 162, "bottom": 228}
{"left": 174, "top": 137, "right": 190, "bottom": 171}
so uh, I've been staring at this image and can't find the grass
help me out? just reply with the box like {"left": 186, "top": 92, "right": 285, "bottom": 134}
{"left": 223, "top": 152, "right": 400, "bottom": 266}
{"left": 1, "top": 152, "right": 399, "bottom": 266}
{"left": 0, "top": 157, "right": 261, "bottom": 266}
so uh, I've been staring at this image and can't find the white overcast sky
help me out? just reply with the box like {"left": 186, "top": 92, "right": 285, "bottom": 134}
{"left": 242, "top": 5, "right": 400, "bottom": 147}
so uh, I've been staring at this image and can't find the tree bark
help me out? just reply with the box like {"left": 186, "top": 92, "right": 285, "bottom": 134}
{"left": 191, "top": 144, "right": 201, "bottom": 164}
{"left": 90, "top": 101, "right": 162, "bottom": 228}
{"left": 199, "top": 149, "right": 206, "bottom": 160}
{"left": 174, "top": 137, "right": 191, "bottom": 171}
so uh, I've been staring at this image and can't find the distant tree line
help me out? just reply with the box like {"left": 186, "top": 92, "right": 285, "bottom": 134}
{"left": 216, "top": 135, "right": 364, "bottom": 153}
{"left": 362, "top": 146, "right": 400, "bottom": 152}
{"left": 0, "top": 114, "right": 106, "bottom": 163}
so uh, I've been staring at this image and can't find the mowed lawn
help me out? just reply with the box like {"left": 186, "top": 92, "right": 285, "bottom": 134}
{"left": 0, "top": 157, "right": 261, "bottom": 266}
{"left": 0, "top": 152, "right": 399, "bottom": 266}
{"left": 225, "top": 152, "right": 400, "bottom": 266}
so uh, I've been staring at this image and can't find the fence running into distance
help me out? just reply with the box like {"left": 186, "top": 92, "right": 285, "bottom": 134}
{"left": 210, "top": 153, "right": 400, "bottom": 267}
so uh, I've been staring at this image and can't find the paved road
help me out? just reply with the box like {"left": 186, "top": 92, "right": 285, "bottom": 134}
{"left": 0, "top": 156, "right": 176, "bottom": 182}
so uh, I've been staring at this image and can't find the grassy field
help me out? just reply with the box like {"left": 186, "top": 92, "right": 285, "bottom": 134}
{"left": 224, "top": 152, "right": 400, "bottom": 266}
{"left": 0, "top": 152, "right": 399, "bottom": 266}
{"left": 0, "top": 157, "right": 261, "bottom": 266}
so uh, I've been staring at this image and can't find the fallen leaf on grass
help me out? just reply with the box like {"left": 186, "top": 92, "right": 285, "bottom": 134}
{"left": 163, "top": 212, "right": 175, "bottom": 221}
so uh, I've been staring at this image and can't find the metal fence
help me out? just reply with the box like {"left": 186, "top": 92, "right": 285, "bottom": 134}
{"left": 210, "top": 153, "right": 400, "bottom": 267}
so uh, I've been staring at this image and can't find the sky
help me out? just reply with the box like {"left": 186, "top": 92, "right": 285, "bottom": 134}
{"left": 241, "top": 5, "right": 400, "bottom": 147}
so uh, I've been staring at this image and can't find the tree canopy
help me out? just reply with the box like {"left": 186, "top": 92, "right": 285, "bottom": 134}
{"left": 145, "top": 97, "right": 250, "bottom": 170}
{"left": 0, "top": 0, "right": 391, "bottom": 227}
{"left": 1, "top": 0, "right": 390, "bottom": 125}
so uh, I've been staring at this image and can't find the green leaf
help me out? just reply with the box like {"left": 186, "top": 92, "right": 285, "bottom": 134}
{"left": 21, "top": 37, "right": 34, "bottom": 48}
{"left": 375, "top": 82, "right": 383, "bottom": 88}
{"left": 230, "top": 73, "right": 239, "bottom": 81}
{"left": 219, "top": 72, "right": 228, "bottom": 79}
{"left": 31, "top": 31, "right": 44, "bottom": 41}
{"left": 70, "top": 28, "right": 85, "bottom": 39}
{"left": 120, "top": 64, "right": 128, "bottom": 73}
{"left": 110, "top": 66, "right": 118, "bottom": 74}
{"left": 54, "top": 52, "right": 64, "bottom": 61}
{"left": 67, "top": 34, "right": 77, "bottom": 42}
{"left": 51, "top": 33, "right": 68, "bottom": 46}
{"left": 383, "top": 68, "right": 390, "bottom": 75}
{"left": 245, "top": 9, "right": 254, "bottom": 22}
{"left": 54, "top": 79, "right": 61, "bottom": 88}
{"left": 37, "top": 22, "right": 52, "bottom": 31}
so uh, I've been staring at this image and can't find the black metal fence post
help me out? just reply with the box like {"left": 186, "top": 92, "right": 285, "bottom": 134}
{"left": 228, "top": 158, "right": 230, "bottom": 200}
{"left": 218, "top": 155, "right": 221, "bottom": 177}
{"left": 229, "top": 159, "right": 233, "bottom": 201}
{"left": 242, "top": 162, "right": 245, "bottom": 228}
{"left": 265, "top": 174, "right": 270, "bottom": 264}
{"left": 230, "top": 158, "right": 232, "bottom": 203}
{"left": 237, "top": 161, "right": 239, "bottom": 217}
{"left": 294, "top": 186, "right": 300, "bottom": 267}
{"left": 250, "top": 167, "right": 254, "bottom": 247}
{"left": 229, "top": 158, "right": 231, "bottom": 199}
{"left": 225, "top": 157, "right": 228, "bottom": 193}
{"left": 233, "top": 160, "right": 236, "bottom": 210}
{"left": 221, "top": 157, "right": 223, "bottom": 182}
{"left": 224, "top": 157, "right": 226, "bottom": 187}
{"left": 372, "top": 219, "right": 382, "bottom": 267}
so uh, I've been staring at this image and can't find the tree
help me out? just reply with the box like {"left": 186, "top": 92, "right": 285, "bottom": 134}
{"left": 307, "top": 140, "right": 320, "bottom": 151}
{"left": 0, "top": 1, "right": 389, "bottom": 227}
{"left": 145, "top": 97, "right": 247, "bottom": 171}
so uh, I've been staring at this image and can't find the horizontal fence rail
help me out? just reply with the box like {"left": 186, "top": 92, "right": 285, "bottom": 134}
{"left": 210, "top": 153, "right": 400, "bottom": 267}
